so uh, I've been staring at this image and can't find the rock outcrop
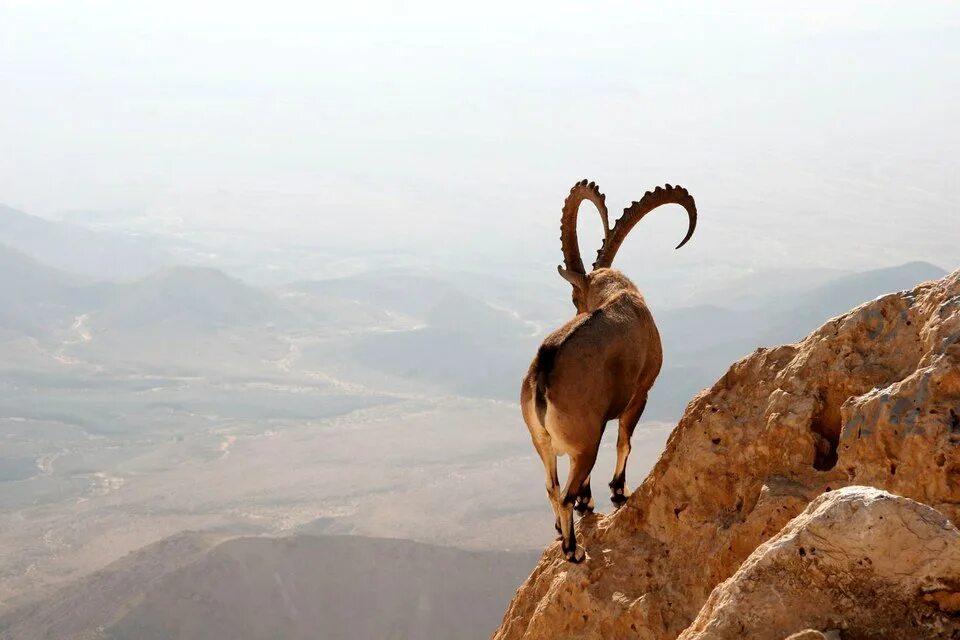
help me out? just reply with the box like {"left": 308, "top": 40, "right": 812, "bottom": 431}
{"left": 494, "top": 269, "right": 960, "bottom": 640}
{"left": 679, "top": 487, "right": 960, "bottom": 639}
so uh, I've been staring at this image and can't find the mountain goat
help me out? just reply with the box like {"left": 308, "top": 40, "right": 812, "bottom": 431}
{"left": 520, "top": 179, "right": 697, "bottom": 562}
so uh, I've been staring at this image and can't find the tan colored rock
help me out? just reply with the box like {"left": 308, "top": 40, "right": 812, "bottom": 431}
{"left": 494, "top": 270, "right": 960, "bottom": 640}
{"left": 679, "top": 486, "right": 960, "bottom": 639}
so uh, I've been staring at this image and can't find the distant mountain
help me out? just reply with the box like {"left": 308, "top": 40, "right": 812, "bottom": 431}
{"left": 657, "top": 260, "right": 947, "bottom": 359}
{"left": 284, "top": 261, "right": 951, "bottom": 414}
{"left": 0, "top": 244, "right": 111, "bottom": 335}
{"left": 0, "top": 243, "right": 947, "bottom": 418}
{"left": 343, "top": 287, "right": 538, "bottom": 399}
{"left": 684, "top": 266, "right": 850, "bottom": 310}
{"left": 285, "top": 272, "right": 462, "bottom": 321}
{"left": 93, "top": 266, "right": 281, "bottom": 332}
{"left": 433, "top": 269, "right": 571, "bottom": 329}
{"left": 0, "top": 204, "right": 178, "bottom": 280}
{"left": 0, "top": 533, "right": 538, "bottom": 640}
{"left": 760, "top": 261, "right": 947, "bottom": 343}
{"left": 316, "top": 262, "right": 949, "bottom": 417}
{"left": 0, "top": 251, "right": 287, "bottom": 339}
{"left": 284, "top": 272, "right": 541, "bottom": 398}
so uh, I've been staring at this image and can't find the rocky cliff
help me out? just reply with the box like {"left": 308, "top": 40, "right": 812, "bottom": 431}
{"left": 494, "top": 269, "right": 960, "bottom": 640}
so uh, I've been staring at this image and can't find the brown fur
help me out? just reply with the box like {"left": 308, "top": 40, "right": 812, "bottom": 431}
{"left": 522, "top": 271, "right": 663, "bottom": 563}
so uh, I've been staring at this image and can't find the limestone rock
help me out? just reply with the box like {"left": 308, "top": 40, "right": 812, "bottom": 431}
{"left": 679, "top": 487, "right": 960, "bottom": 639}
{"left": 494, "top": 269, "right": 960, "bottom": 640}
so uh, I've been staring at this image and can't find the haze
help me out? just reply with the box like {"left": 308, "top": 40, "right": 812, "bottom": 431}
{"left": 2, "top": 1, "right": 958, "bottom": 275}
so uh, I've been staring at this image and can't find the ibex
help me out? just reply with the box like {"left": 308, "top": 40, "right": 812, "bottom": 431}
{"left": 521, "top": 179, "right": 697, "bottom": 562}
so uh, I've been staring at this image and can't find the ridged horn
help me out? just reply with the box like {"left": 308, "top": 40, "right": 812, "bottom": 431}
{"left": 593, "top": 183, "right": 697, "bottom": 269}
{"left": 560, "top": 179, "right": 610, "bottom": 275}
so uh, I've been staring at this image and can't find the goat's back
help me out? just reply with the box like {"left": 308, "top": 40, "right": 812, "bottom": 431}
{"left": 533, "top": 291, "right": 661, "bottom": 425}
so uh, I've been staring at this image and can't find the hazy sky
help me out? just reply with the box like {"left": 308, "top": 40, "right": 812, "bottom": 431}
{"left": 1, "top": 1, "right": 958, "bottom": 273}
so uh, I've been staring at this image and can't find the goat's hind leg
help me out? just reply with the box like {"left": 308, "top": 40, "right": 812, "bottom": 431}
{"left": 521, "top": 383, "right": 563, "bottom": 539}
{"left": 558, "top": 446, "right": 599, "bottom": 563}
{"left": 610, "top": 392, "right": 647, "bottom": 508}
{"left": 530, "top": 434, "right": 562, "bottom": 539}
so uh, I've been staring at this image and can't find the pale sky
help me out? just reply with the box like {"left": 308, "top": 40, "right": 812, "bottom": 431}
{"left": 1, "top": 1, "right": 958, "bottom": 272}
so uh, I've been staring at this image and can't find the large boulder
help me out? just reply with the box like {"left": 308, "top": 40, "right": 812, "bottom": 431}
{"left": 679, "top": 487, "right": 960, "bottom": 640}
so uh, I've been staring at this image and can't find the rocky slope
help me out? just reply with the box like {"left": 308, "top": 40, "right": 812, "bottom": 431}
{"left": 495, "top": 269, "right": 960, "bottom": 639}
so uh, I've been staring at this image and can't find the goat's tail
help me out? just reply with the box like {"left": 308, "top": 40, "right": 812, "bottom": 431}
{"left": 534, "top": 344, "right": 558, "bottom": 427}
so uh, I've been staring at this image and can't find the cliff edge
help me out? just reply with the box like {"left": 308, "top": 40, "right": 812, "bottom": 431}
{"left": 494, "top": 269, "right": 960, "bottom": 640}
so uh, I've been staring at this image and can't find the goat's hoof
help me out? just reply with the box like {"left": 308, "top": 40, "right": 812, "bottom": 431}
{"left": 611, "top": 489, "right": 631, "bottom": 508}
{"left": 574, "top": 497, "right": 595, "bottom": 515}
{"left": 563, "top": 546, "right": 586, "bottom": 563}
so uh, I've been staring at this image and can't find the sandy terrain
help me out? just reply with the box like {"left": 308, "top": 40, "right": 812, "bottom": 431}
{"left": 0, "top": 395, "right": 671, "bottom": 610}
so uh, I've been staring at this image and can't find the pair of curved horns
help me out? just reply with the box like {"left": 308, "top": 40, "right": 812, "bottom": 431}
{"left": 560, "top": 178, "right": 697, "bottom": 275}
